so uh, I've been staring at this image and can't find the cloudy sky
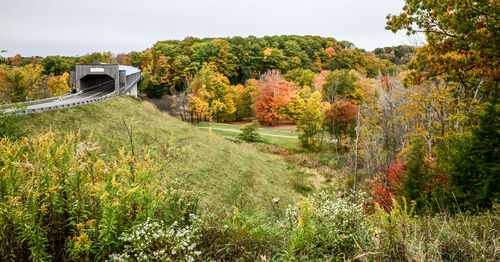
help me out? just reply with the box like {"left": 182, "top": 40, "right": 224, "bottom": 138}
{"left": 1, "top": 0, "right": 412, "bottom": 57}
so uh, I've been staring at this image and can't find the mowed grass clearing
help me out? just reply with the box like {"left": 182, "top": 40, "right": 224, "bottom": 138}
{"left": 195, "top": 122, "right": 300, "bottom": 149}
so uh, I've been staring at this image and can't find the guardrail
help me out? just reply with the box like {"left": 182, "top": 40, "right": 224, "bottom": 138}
{"left": 0, "top": 79, "right": 115, "bottom": 109}
{"left": 12, "top": 92, "right": 119, "bottom": 115}
{"left": 0, "top": 91, "right": 84, "bottom": 108}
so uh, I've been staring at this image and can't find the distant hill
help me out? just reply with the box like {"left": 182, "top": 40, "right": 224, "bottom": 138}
{"left": 372, "top": 45, "right": 416, "bottom": 65}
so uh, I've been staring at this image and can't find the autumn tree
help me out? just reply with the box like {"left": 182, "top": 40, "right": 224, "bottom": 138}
{"left": 281, "top": 91, "right": 306, "bottom": 124}
{"left": 297, "top": 91, "right": 325, "bottom": 149}
{"left": 378, "top": 74, "right": 411, "bottom": 166}
{"left": 369, "top": 159, "right": 406, "bottom": 212}
{"left": 233, "top": 79, "right": 258, "bottom": 120}
{"left": 114, "top": 53, "right": 131, "bottom": 65}
{"left": 47, "top": 72, "right": 70, "bottom": 97}
{"left": 322, "top": 69, "right": 359, "bottom": 103}
{"left": 0, "top": 65, "right": 25, "bottom": 103}
{"left": 255, "top": 70, "right": 292, "bottom": 126}
{"left": 188, "top": 64, "right": 236, "bottom": 122}
{"left": 387, "top": 0, "right": 499, "bottom": 103}
{"left": 324, "top": 100, "right": 359, "bottom": 147}
{"left": 312, "top": 70, "right": 329, "bottom": 94}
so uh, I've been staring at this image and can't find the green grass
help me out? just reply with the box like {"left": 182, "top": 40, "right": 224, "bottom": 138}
{"left": 14, "top": 97, "right": 310, "bottom": 213}
{"left": 196, "top": 122, "right": 300, "bottom": 135}
{"left": 198, "top": 127, "right": 299, "bottom": 149}
{"left": 195, "top": 123, "right": 300, "bottom": 149}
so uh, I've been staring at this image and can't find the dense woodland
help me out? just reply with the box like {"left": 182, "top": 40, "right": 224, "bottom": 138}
{"left": 0, "top": 0, "right": 499, "bottom": 261}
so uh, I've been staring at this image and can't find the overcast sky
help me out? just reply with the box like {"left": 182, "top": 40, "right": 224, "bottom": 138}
{"left": 1, "top": 0, "right": 412, "bottom": 57}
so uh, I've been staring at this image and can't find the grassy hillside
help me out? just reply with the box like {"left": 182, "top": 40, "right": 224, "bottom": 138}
{"left": 14, "top": 96, "right": 311, "bottom": 212}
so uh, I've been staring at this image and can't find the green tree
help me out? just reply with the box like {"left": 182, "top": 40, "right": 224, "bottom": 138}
{"left": 128, "top": 51, "right": 142, "bottom": 68}
{"left": 238, "top": 120, "right": 262, "bottom": 142}
{"left": 449, "top": 101, "right": 500, "bottom": 210}
{"left": 142, "top": 79, "right": 164, "bottom": 98}
{"left": 41, "top": 56, "right": 72, "bottom": 76}
{"left": 401, "top": 139, "right": 435, "bottom": 210}
{"left": 322, "top": 69, "right": 359, "bottom": 103}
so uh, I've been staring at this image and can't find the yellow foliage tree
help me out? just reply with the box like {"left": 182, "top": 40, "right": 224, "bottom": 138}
{"left": 47, "top": 72, "right": 70, "bottom": 97}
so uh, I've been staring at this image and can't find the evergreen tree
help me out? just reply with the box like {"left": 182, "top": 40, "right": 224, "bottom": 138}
{"left": 449, "top": 101, "right": 500, "bottom": 210}
{"left": 239, "top": 121, "right": 262, "bottom": 142}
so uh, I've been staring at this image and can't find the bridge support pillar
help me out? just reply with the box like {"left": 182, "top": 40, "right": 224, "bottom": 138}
{"left": 128, "top": 83, "right": 138, "bottom": 97}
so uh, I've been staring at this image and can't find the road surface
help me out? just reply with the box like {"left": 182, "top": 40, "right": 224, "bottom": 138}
{"left": 4, "top": 82, "right": 115, "bottom": 114}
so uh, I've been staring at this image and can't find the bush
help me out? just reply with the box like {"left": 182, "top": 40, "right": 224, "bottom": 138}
{"left": 198, "top": 209, "right": 283, "bottom": 261}
{"left": 238, "top": 120, "right": 262, "bottom": 142}
{"left": 109, "top": 217, "right": 202, "bottom": 262}
{"left": 0, "top": 131, "right": 197, "bottom": 261}
{"left": 370, "top": 199, "right": 500, "bottom": 261}
{"left": 0, "top": 104, "right": 24, "bottom": 138}
{"left": 282, "top": 191, "right": 372, "bottom": 260}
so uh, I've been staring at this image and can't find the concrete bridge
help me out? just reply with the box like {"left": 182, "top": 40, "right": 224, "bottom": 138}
{"left": 2, "top": 63, "right": 141, "bottom": 115}
{"left": 70, "top": 63, "right": 141, "bottom": 96}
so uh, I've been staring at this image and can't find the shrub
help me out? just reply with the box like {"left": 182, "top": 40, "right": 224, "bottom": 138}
{"left": 370, "top": 199, "right": 500, "bottom": 261}
{"left": 0, "top": 131, "right": 197, "bottom": 261}
{"left": 282, "top": 191, "right": 372, "bottom": 260}
{"left": 198, "top": 208, "right": 283, "bottom": 261}
{"left": 238, "top": 120, "right": 262, "bottom": 142}
{"left": 0, "top": 104, "right": 24, "bottom": 138}
{"left": 109, "top": 217, "right": 202, "bottom": 262}
{"left": 369, "top": 159, "right": 406, "bottom": 212}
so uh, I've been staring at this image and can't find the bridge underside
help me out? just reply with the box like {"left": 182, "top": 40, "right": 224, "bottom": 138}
{"left": 79, "top": 74, "right": 115, "bottom": 92}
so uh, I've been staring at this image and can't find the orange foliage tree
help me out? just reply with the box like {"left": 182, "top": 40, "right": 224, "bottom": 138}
{"left": 255, "top": 70, "right": 292, "bottom": 126}
{"left": 312, "top": 70, "right": 329, "bottom": 94}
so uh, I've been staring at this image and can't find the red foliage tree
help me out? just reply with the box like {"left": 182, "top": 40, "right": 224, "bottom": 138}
{"left": 324, "top": 100, "right": 358, "bottom": 138}
{"left": 256, "top": 70, "right": 292, "bottom": 126}
{"left": 369, "top": 159, "right": 406, "bottom": 212}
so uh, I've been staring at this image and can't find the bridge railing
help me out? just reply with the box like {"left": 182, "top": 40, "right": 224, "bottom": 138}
{"left": 0, "top": 91, "right": 83, "bottom": 108}
{"left": 8, "top": 92, "right": 120, "bottom": 115}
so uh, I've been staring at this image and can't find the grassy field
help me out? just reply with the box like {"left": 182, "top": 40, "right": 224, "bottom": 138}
{"left": 195, "top": 122, "right": 300, "bottom": 148}
{"left": 195, "top": 122, "right": 300, "bottom": 134}
{"left": 14, "top": 97, "right": 312, "bottom": 213}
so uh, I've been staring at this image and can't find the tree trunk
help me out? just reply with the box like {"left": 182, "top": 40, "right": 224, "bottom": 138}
{"left": 353, "top": 110, "right": 361, "bottom": 195}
